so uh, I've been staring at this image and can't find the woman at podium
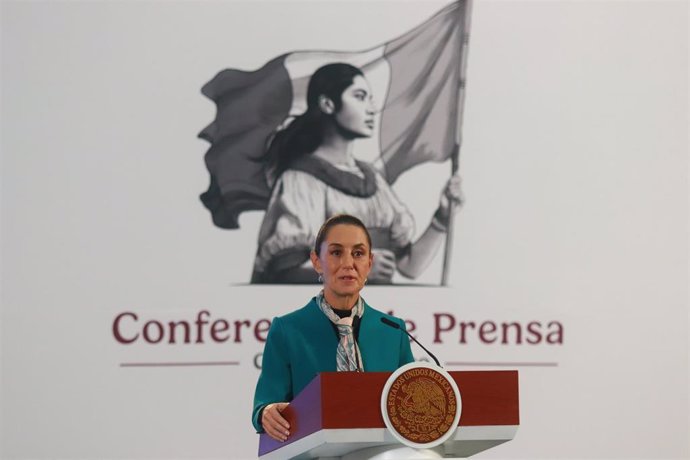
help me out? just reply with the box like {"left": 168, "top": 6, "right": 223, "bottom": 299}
{"left": 252, "top": 214, "right": 415, "bottom": 441}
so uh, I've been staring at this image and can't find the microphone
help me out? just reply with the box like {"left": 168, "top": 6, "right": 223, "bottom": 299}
{"left": 380, "top": 317, "right": 442, "bottom": 368}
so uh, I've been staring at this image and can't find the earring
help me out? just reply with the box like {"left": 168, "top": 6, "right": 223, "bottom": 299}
{"left": 318, "top": 274, "right": 323, "bottom": 283}
{"left": 364, "top": 278, "right": 368, "bottom": 285}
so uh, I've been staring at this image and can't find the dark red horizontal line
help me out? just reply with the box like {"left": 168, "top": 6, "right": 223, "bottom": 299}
{"left": 120, "top": 361, "right": 240, "bottom": 367}
{"left": 445, "top": 361, "right": 558, "bottom": 367}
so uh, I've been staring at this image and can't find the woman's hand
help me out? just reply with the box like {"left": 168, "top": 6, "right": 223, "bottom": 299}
{"left": 435, "top": 174, "right": 464, "bottom": 230}
{"left": 439, "top": 174, "right": 463, "bottom": 213}
{"left": 261, "top": 402, "right": 290, "bottom": 442}
{"left": 369, "top": 249, "right": 396, "bottom": 283}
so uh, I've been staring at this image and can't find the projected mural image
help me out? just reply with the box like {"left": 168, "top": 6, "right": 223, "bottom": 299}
{"left": 199, "top": 1, "right": 470, "bottom": 285}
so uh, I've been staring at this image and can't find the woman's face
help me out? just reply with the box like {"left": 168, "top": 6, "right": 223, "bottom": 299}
{"left": 310, "top": 224, "right": 373, "bottom": 302}
{"left": 333, "top": 75, "right": 376, "bottom": 138}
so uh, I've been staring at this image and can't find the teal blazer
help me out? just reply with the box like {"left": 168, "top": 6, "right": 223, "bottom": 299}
{"left": 252, "top": 297, "right": 414, "bottom": 431}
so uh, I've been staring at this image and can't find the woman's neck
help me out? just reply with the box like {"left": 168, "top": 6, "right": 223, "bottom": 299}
{"left": 323, "top": 289, "right": 358, "bottom": 310}
{"left": 314, "top": 126, "right": 357, "bottom": 167}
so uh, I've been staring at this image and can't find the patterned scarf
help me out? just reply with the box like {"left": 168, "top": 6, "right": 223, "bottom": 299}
{"left": 316, "top": 291, "right": 364, "bottom": 372}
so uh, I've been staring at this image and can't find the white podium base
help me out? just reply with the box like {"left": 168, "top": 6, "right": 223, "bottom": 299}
{"left": 259, "top": 425, "right": 518, "bottom": 459}
{"left": 342, "top": 445, "right": 445, "bottom": 459}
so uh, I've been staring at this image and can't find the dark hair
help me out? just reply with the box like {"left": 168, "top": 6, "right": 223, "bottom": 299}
{"left": 314, "top": 214, "right": 372, "bottom": 256}
{"left": 265, "top": 63, "right": 364, "bottom": 180}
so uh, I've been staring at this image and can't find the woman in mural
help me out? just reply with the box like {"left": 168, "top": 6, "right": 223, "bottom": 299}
{"left": 252, "top": 214, "right": 414, "bottom": 440}
{"left": 251, "top": 63, "right": 462, "bottom": 284}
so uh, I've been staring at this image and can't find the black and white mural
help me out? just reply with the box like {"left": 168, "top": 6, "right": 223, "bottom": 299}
{"left": 200, "top": 2, "right": 467, "bottom": 284}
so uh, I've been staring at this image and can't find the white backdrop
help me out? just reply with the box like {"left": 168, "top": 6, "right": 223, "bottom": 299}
{"left": 1, "top": 1, "right": 688, "bottom": 459}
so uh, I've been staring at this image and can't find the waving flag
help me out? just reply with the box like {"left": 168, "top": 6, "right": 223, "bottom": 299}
{"left": 200, "top": 1, "right": 469, "bottom": 229}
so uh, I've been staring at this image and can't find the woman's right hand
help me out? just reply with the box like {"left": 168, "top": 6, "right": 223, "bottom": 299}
{"left": 369, "top": 249, "right": 396, "bottom": 283}
{"left": 261, "top": 402, "right": 290, "bottom": 442}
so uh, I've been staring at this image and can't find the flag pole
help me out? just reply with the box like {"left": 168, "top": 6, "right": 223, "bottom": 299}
{"left": 441, "top": 0, "right": 473, "bottom": 287}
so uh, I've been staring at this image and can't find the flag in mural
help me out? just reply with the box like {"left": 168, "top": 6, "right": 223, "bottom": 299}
{"left": 200, "top": 1, "right": 468, "bottom": 230}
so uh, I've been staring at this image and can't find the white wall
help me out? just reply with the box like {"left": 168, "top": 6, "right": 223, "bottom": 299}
{"left": 1, "top": 1, "right": 688, "bottom": 459}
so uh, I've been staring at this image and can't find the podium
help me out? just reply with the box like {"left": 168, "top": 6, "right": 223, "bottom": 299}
{"left": 258, "top": 370, "right": 519, "bottom": 459}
